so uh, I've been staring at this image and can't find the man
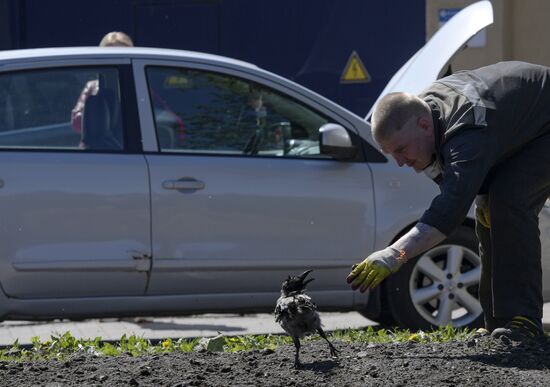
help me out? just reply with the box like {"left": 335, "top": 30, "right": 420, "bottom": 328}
{"left": 241, "top": 90, "right": 268, "bottom": 154}
{"left": 347, "top": 61, "right": 550, "bottom": 340}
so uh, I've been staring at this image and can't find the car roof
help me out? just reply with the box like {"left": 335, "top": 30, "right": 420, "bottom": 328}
{"left": 0, "top": 46, "right": 369, "bottom": 132}
{"left": 0, "top": 46, "right": 259, "bottom": 69}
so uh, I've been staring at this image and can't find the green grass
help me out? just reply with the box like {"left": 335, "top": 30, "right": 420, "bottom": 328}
{"left": 0, "top": 326, "right": 479, "bottom": 362}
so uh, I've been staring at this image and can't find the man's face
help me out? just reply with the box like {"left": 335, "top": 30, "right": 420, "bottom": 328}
{"left": 248, "top": 95, "right": 263, "bottom": 110}
{"left": 377, "top": 116, "right": 435, "bottom": 172}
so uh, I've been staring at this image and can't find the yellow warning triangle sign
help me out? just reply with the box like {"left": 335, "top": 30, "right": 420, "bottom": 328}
{"left": 341, "top": 51, "right": 371, "bottom": 84}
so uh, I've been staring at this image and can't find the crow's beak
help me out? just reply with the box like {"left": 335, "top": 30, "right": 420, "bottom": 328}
{"left": 302, "top": 278, "right": 315, "bottom": 287}
{"left": 299, "top": 270, "right": 315, "bottom": 287}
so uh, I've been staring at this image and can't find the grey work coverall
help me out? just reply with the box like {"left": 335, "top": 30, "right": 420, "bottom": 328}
{"left": 417, "top": 61, "right": 550, "bottom": 329}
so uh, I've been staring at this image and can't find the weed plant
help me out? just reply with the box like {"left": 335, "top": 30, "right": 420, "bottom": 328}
{"left": 0, "top": 326, "right": 479, "bottom": 362}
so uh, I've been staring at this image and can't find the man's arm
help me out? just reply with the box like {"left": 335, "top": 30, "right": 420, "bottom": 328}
{"left": 391, "top": 222, "right": 446, "bottom": 261}
{"left": 347, "top": 222, "right": 446, "bottom": 291}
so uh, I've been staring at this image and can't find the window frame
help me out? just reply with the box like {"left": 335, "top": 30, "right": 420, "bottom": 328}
{"left": 144, "top": 65, "right": 337, "bottom": 159}
{"left": 0, "top": 59, "right": 141, "bottom": 154}
{"left": 133, "top": 58, "right": 368, "bottom": 162}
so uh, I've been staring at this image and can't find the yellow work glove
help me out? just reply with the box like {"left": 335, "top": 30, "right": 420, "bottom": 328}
{"left": 346, "top": 247, "right": 406, "bottom": 292}
{"left": 475, "top": 195, "right": 490, "bottom": 229}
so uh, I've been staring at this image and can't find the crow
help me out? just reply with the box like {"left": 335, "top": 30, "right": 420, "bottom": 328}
{"left": 274, "top": 269, "right": 339, "bottom": 367}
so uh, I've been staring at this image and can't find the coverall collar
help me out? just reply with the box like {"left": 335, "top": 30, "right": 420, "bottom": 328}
{"left": 422, "top": 101, "right": 445, "bottom": 184}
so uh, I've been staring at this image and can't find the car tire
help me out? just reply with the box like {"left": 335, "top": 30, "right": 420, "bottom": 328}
{"left": 383, "top": 225, "right": 484, "bottom": 330}
{"left": 358, "top": 286, "right": 397, "bottom": 327}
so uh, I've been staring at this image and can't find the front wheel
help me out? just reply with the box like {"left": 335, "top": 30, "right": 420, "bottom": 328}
{"left": 384, "top": 225, "right": 484, "bottom": 330}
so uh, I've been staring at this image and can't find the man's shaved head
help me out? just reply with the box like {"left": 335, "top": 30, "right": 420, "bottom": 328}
{"left": 372, "top": 92, "right": 431, "bottom": 144}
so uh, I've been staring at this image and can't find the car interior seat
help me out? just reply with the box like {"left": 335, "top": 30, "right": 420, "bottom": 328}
{"left": 101, "top": 86, "right": 123, "bottom": 146}
{"left": 0, "top": 88, "right": 14, "bottom": 132}
{"left": 81, "top": 88, "right": 122, "bottom": 151}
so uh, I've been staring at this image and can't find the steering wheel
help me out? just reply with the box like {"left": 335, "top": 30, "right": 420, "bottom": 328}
{"left": 243, "top": 122, "right": 291, "bottom": 155}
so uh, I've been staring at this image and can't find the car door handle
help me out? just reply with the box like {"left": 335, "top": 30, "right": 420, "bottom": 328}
{"left": 162, "top": 178, "right": 205, "bottom": 191}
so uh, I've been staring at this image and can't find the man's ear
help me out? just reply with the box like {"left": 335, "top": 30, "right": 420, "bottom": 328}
{"left": 417, "top": 116, "right": 432, "bottom": 131}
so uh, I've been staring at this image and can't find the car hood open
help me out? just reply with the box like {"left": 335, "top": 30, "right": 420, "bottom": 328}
{"left": 365, "top": 0, "right": 494, "bottom": 120}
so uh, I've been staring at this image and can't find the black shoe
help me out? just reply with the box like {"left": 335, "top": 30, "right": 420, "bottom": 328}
{"left": 491, "top": 315, "right": 545, "bottom": 341}
{"left": 485, "top": 316, "right": 508, "bottom": 333}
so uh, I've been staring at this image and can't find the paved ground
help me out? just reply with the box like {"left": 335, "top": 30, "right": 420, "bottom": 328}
{"left": 0, "top": 312, "right": 371, "bottom": 346}
{"left": 1, "top": 303, "right": 550, "bottom": 346}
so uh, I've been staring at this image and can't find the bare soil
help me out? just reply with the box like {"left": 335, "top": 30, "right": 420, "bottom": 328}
{"left": 1, "top": 335, "right": 549, "bottom": 386}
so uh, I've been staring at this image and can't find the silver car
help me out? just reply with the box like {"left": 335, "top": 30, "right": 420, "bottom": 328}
{"left": 0, "top": 1, "right": 546, "bottom": 329}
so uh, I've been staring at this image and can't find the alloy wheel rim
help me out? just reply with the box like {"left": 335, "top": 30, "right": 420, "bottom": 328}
{"left": 409, "top": 244, "right": 482, "bottom": 327}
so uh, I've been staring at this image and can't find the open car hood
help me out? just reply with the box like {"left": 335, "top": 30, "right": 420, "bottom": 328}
{"left": 366, "top": 1, "right": 494, "bottom": 120}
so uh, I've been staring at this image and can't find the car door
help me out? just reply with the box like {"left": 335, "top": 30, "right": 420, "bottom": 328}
{"left": 133, "top": 59, "right": 375, "bottom": 308}
{"left": 0, "top": 62, "right": 151, "bottom": 298}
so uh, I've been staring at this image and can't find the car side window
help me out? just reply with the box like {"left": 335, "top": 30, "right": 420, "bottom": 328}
{"left": 145, "top": 66, "right": 330, "bottom": 157}
{"left": 0, "top": 67, "right": 124, "bottom": 151}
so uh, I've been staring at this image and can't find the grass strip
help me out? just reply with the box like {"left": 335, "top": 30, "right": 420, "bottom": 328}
{"left": 0, "top": 325, "right": 478, "bottom": 362}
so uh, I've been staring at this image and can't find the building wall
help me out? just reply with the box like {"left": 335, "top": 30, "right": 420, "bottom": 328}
{"left": 426, "top": 0, "right": 550, "bottom": 71}
{"left": 512, "top": 0, "right": 550, "bottom": 66}
{"left": 1, "top": 0, "right": 426, "bottom": 116}
{"left": 0, "top": 0, "right": 13, "bottom": 49}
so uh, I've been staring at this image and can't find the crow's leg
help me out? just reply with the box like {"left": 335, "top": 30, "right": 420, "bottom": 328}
{"left": 292, "top": 335, "right": 301, "bottom": 368}
{"left": 318, "top": 327, "right": 339, "bottom": 357}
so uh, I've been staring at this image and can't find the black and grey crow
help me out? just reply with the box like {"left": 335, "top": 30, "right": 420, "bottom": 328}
{"left": 274, "top": 269, "right": 339, "bottom": 367}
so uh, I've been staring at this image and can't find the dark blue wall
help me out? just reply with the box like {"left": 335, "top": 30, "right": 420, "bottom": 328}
{"left": 4, "top": 0, "right": 425, "bottom": 117}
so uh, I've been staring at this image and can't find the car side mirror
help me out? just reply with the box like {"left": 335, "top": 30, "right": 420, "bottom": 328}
{"left": 319, "top": 123, "right": 357, "bottom": 160}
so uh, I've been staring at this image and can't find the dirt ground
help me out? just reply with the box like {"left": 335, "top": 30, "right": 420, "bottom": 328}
{"left": 0, "top": 335, "right": 549, "bottom": 386}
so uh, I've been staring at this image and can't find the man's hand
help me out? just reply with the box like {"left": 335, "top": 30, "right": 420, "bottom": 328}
{"left": 346, "top": 247, "right": 405, "bottom": 292}
{"left": 475, "top": 195, "right": 490, "bottom": 229}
